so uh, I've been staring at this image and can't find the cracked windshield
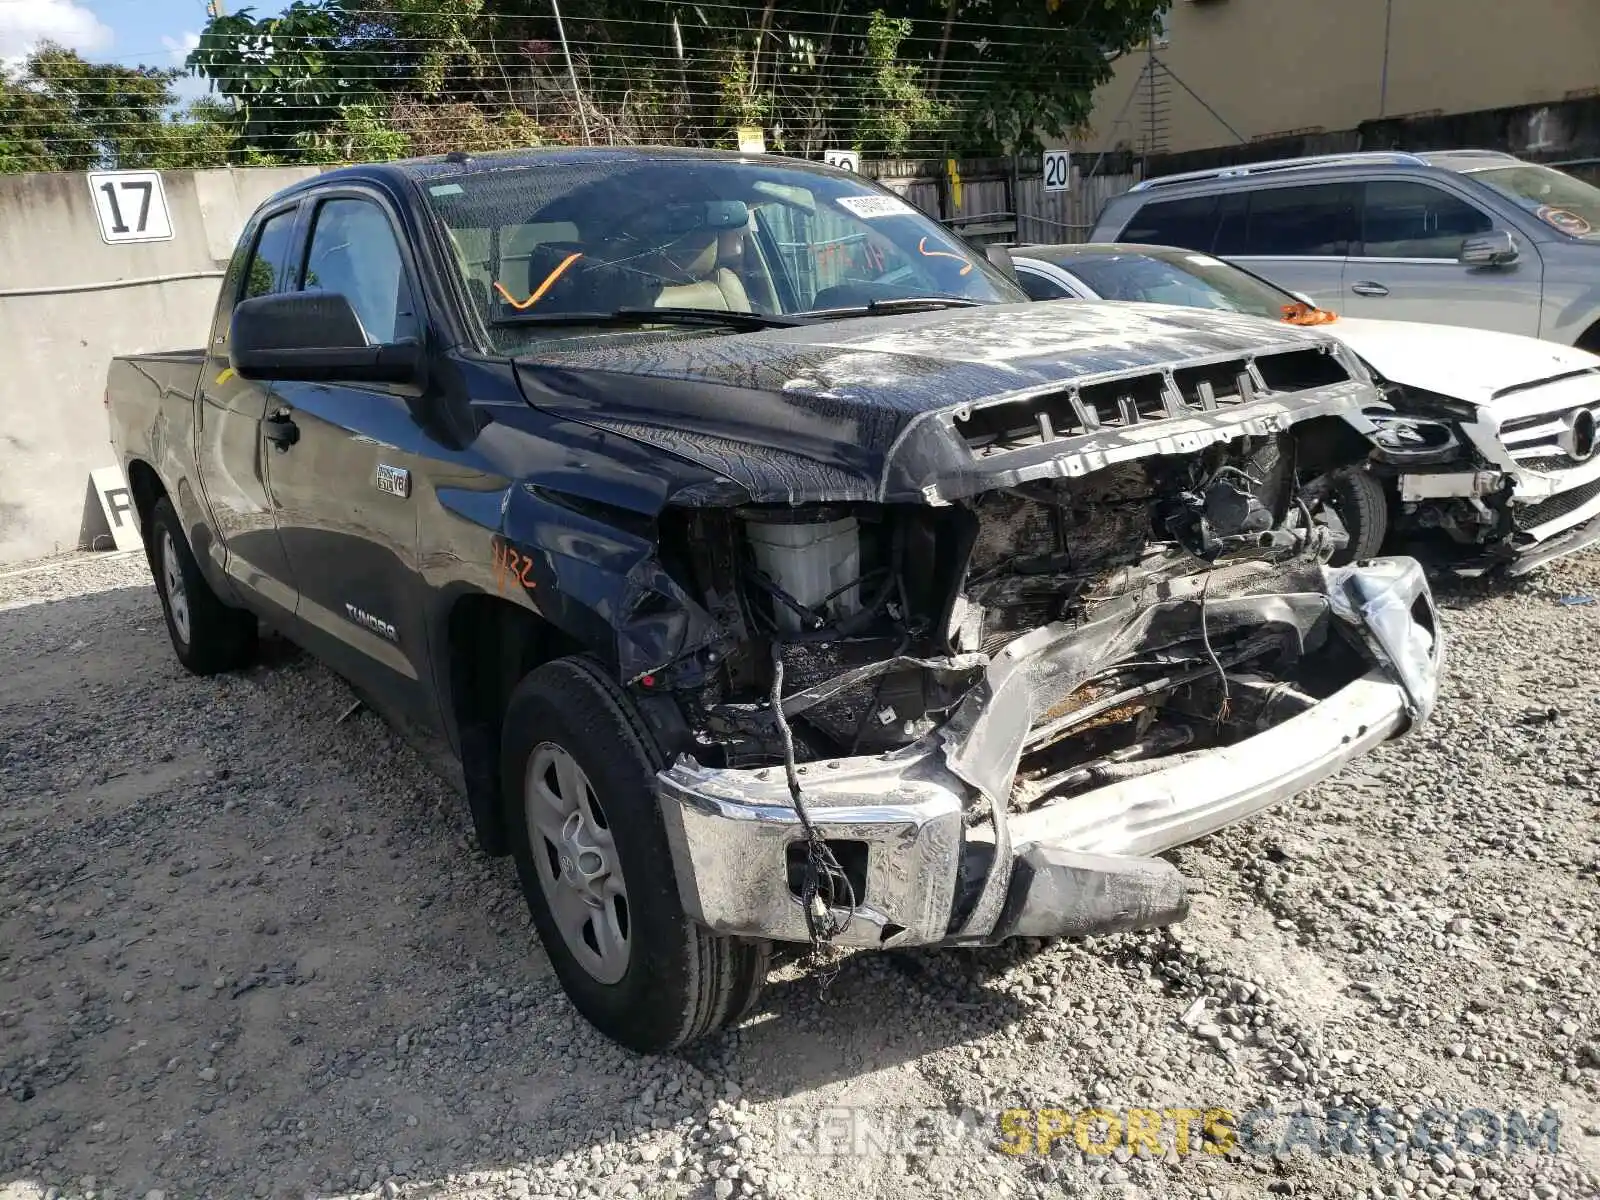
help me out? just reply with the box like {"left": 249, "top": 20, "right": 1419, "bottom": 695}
{"left": 421, "top": 157, "right": 1024, "bottom": 348}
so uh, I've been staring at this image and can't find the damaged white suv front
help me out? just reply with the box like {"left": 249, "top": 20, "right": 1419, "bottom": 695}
{"left": 589, "top": 303, "right": 1447, "bottom": 956}
{"left": 1326, "top": 318, "right": 1600, "bottom": 576}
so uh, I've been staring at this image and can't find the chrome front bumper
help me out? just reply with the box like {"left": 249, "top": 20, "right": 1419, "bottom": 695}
{"left": 656, "top": 557, "right": 1444, "bottom": 950}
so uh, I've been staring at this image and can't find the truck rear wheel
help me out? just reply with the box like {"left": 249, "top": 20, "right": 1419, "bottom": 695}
{"left": 500, "top": 655, "right": 770, "bottom": 1053}
{"left": 147, "top": 497, "right": 257, "bottom": 675}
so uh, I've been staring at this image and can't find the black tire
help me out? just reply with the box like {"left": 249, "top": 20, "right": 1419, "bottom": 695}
{"left": 147, "top": 496, "right": 257, "bottom": 675}
{"left": 1320, "top": 466, "right": 1390, "bottom": 566}
{"left": 501, "top": 655, "right": 770, "bottom": 1053}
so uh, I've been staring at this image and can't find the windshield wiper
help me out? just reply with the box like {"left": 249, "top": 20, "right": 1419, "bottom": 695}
{"left": 801, "top": 296, "right": 986, "bottom": 320}
{"left": 489, "top": 306, "right": 808, "bottom": 332}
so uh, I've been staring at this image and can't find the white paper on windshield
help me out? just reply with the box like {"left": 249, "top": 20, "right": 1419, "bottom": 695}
{"left": 1186, "top": 254, "right": 1225, "bottom": 267}
{"left": 836, "top": 195, "right": 916, "bottom": 219}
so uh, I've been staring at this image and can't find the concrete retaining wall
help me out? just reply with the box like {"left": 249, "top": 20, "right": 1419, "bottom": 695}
{"left": 0, "top": 166, "right": 326, "bottom": 565}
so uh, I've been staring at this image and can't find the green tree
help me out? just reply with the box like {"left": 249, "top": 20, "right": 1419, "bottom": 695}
{"left": 294, "top": 103, "right": 412, "bottom": 163}
{"left": 0, "top": 43, "right": 181, "bottom": 171}
{"left": 858, "top": 12, "right": 948, "bottom": 156}
{"left": 175, "top": 0, "right": 1172, "bottom": 162}
{"left": 187, "top": 1, "right": 381, "bottom": 156}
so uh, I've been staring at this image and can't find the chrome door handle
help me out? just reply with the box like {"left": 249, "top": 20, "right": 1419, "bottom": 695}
{"left": 1351, "top": 281, "right": 1390, "bottom": 298}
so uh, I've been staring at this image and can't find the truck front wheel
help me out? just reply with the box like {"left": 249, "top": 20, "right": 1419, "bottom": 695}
{"left": 500, "top": 655, "right": 770, "bottom": 1053}
{"left": 147, "top": 497, "right": 257, "bottom": 675}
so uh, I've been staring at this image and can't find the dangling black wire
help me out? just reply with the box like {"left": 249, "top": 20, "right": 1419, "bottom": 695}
{"left": 769, "top": 643, "right": 857, "bottom": 979}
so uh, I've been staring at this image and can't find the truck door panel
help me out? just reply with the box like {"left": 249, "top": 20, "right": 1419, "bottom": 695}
{"left": 261, "top": 193, "right": 439, "bottom": 732}
{"left": 193, "top": 205, "right": 302, "bottom": 623}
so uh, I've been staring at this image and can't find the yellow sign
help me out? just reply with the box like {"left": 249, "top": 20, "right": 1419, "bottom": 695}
{"left": 736, "top": 125, "right": 767, "bottom": 154}
{"left": 947, "top": 158, "right": 963, "bottom": 211}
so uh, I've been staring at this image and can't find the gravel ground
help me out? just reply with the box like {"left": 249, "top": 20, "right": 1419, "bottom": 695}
{"left": 2, "top": 548, "right": 1598, "bottom": 1200}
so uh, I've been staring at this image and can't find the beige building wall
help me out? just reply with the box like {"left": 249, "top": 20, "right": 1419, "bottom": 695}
{"left": 1077, "top": 0, "right": 1600, "bottom": 155}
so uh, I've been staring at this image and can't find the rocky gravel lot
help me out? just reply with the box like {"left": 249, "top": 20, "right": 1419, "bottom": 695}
{"left": 2, "top": 548, "right": 1599, "bottom": 1200}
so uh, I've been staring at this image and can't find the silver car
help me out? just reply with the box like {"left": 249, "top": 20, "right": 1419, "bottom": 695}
{"left": 1088, "top": 150, "right": 1600, "bottom": 351}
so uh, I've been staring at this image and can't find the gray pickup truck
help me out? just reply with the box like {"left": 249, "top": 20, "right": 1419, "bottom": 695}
{"left": 105, "top": 146, "right": 1443, "bottom": 1052}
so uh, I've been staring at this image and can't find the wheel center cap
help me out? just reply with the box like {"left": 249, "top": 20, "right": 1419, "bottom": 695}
{"left": 556, "top": 816, "right": 606, "bottom": 893}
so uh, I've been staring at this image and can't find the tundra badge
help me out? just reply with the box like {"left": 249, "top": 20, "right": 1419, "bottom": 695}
{"left": 345, "top": 603, "right": 399, "bottom": 643}
{"left": 375, "top": 463, "right": 411, "bottom": 498}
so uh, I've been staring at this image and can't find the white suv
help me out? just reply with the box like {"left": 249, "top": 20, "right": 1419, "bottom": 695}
{"left": 1007, "top": 240, "right": 1600, "bottom": 578}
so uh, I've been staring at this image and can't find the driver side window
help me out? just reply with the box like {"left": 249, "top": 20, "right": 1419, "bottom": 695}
{"left": 300, "top": 198, "right": 419, "bottom": 344}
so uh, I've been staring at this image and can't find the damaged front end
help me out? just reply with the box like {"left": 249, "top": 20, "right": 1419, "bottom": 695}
{"left": 1358, "top": 374, "right": 1600, "bottom": 577}
{"left": 626, "top": 344, "right": 1445, "bottom": 951}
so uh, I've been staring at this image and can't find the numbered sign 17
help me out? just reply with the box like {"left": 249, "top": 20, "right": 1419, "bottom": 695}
{"left": 1042, "top": 150, "right": 1071, "bottom": 194}
{"left": 823, "top": 149, "right": 861, "bottom": 173}
{"left": 87, "top": 171, "right": 174, "bottom": 244}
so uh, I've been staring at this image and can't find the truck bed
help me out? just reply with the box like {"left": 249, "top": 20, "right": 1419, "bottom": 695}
{"left": 105, "top": 350, "right": 207, "bottom": 544}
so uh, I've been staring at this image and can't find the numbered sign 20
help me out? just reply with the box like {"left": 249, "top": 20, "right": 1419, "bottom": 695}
{"left": 1042, "top": 150, "right": 1071, "bottom": 193}
{"left": 824, "top": 149, "right": 861, "bottom": 173}
{"left": 87, "top": 171, "right": 174, "bottom": 244}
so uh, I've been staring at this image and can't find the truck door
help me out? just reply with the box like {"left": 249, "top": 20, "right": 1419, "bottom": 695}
{"left": 194, "top": 202, "right": 302, "bottom": 625}
{"left": 258, "top": 189, "right": 440, "bottom": 731}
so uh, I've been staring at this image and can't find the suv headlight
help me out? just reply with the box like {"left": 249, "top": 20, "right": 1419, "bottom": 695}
{"left": 1367, "top": 413, "right": 1461, "bottom": 459}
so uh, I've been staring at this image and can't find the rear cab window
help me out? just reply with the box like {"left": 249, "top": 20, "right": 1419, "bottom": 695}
{"left": 242, "top": 210, "right": 299, "bottom": 301}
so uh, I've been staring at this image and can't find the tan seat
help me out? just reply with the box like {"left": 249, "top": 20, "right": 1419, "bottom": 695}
{"left": 647, "top": 230, "right": 752, "bottom": 312}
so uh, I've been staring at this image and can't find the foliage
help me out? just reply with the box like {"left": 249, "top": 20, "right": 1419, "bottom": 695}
{"left": 187, "top": 1, "right": 380, "bottom": 156}
{"left": 932, "top": 0, "right": 1174, "bottom": 152}
{"left": 0, "top": 44, "right": 182, "bottom": 171}
{"left": 0, "top": 0, "right": 1173, "bottom": 172}
{"left": 294, "top": 103, "right": 411, "bottom": 163}
{"left": 858, "top": 12, "right": 947, "bottom": 156}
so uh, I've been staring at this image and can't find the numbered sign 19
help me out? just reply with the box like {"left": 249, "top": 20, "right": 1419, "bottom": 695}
{"left": 824, "top": 149, "right": 861, "bottom": 173}
{"left": 87, "top": 170, "right": 174, "bottom": 244}
{"left": 1042, "top": 150, "right": 1071, "bottom": 194}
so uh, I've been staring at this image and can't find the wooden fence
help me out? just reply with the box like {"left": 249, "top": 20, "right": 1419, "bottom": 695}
{"left": 861, "top": 154, "right": 1142, "bottom": 247}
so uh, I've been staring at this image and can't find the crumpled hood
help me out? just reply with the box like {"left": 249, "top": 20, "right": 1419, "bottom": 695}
{"left": 1324, "top": 317, "right": 1600, "bottom": 412}
{"left": 512, "top": 301, "right": 1348, "bottom": 503}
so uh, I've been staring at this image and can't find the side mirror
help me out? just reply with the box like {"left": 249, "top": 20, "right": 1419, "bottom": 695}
{"left": 1460, "top": 230, "right": 1520, "bottom": 268}
{"left": 984, "top": 243, "right": 1019, "bottom": 281}
{"left": 230, "top": 292, "right": 422, "bottom": 384}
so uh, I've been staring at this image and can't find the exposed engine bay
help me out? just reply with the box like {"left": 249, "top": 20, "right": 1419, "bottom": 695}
{"left": 661, "top": 426, "right": 1367, "bottom": 825}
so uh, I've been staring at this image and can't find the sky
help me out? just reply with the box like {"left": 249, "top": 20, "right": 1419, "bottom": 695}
{"left": 0, "top": 0, "right": 223, "bottom": 103}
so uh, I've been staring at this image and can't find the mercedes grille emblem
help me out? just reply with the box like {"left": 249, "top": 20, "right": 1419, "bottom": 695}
{"left": 1567, "top": 408, "right": 1598, "bottom": 462}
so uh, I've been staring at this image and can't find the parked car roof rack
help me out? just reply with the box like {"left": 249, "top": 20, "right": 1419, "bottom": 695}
{"left": 1418, "top": 149, "right": 1520, "bottom": 159}
{"left": 1128, "top": 151, "right": 1435, "bottom": 192}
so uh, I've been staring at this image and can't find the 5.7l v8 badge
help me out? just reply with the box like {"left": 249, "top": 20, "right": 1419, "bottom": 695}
{"left": 375, "top": 463, "right": 410, "bottom": 498}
